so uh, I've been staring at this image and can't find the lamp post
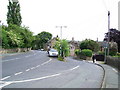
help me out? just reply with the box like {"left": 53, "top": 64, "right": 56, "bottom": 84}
{"left": 107, "top": 11, "right": 110, "bottom": 56}
{"left": 12, "top": 0, "right": 18, "bottom": 2}
{"left": 56, "top": 26, "right": 67, "bottom": 57}
{"left": 56, "top": 26, "right": 67, "bottom": 40}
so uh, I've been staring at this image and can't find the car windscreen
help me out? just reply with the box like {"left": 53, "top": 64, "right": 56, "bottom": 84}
{"left": 50, "top": 49, "right": 57, "bottom": 52}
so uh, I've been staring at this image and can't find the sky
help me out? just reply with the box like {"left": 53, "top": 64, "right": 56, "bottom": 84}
{"left": 0, "top": 0, "right": 119, "bottom": 41}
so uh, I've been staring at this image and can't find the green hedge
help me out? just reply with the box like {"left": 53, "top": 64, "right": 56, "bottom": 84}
{"left": 75, "top": 49, "right": 80, "bottom": 56}
{"left": 80, "top": 49, "right": 92, "bottom": 57}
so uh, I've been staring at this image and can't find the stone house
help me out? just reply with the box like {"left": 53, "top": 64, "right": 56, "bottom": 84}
{"left": 68, "top": 37, "right": 80, "bottom": 56}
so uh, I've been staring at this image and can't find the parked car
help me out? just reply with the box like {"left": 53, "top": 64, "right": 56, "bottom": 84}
{"left": 40, "top": 49, "right": 44, "bottom": 51}
{"left": 48, "top": 49, "right": 58, "bottom": 57}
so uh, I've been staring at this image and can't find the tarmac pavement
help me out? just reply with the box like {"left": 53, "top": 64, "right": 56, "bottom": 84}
{"left": 87, "top": 60, "right": 119, "bottom": 89}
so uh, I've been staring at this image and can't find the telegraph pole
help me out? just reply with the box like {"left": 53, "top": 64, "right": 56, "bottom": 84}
{"left": 107, "top": 11, "right": 110, "bottom": 56}
{"left": 56, "top": 26, "right": 67, "bottom": 40}
{"left": 56, "top": 26, "right": 67, "bottom": 57}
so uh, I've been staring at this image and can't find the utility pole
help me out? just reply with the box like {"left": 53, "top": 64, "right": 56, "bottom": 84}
{"left": 56, "top": 26, "right": 67, "bottom": 57}
{"left": 107, "top": 11, "right": 110, "bottom": 56}
{"left": 56, "top": 26, "right": 67, "bottom": 40}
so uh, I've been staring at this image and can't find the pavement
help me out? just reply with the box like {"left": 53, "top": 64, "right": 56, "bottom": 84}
{"left": 87, "top": 60, "right": 119, "bottom": 89}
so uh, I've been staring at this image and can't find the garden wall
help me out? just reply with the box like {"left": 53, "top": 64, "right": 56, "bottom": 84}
{"left": 106, "top": 56, "right": 120, "bottom": 71}
{"left": 0, "top": 48, "right": 31, "bottom": 54}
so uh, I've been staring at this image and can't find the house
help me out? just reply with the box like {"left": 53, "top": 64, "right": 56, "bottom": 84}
{"left": 44, "top": 36, "right": 59, "bottom": 51}
{"left": 68, "top": 37, "right": 80, "bottom": 56}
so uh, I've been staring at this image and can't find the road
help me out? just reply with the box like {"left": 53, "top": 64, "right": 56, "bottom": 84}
{"left": 1, "top": 50, "right": 104, "bottom": 88}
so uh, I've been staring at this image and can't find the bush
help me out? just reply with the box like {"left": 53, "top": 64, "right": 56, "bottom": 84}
{"left": 75, "top": 49, "right": 80, "bottom": 56}
{"left": 80, "top": 49, "right": 92, "bottom": 57}
{"left": 109, "top": 47, "right": 117, "bottom": 56}
{"left": 117, "top": 53, "right": 120, "bottom": 56}
{"left": 98, "top": 51, "right": 105, "bottom": 55}
{"left": 80, "top": 39, "right": 99, "bottom": 52}
{"left": 58, "top": 56, "right": 64, "bottom": 61}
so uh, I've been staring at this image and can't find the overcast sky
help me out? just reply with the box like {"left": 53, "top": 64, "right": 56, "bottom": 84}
{"left": 0, "top": 0, "right": 119, "bottom": 41}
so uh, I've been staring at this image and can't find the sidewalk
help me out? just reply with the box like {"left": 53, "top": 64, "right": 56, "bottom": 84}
{"left": 89, "top": 61, "right": 119, "bottom": 88}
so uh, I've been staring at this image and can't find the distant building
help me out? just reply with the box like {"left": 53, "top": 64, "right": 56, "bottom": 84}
{"left": 68, "top": 37, "right": 80, "bottom": 56}
{"left": 44, "top": 36, "right": 59, "bottom": 51}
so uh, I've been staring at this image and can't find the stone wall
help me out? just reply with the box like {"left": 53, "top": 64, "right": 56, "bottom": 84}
{"left": 106, "top": 56, "right": 120, "bottom": 71}
{"left": 0, "top": 48, "right": 31, "bottom": 54}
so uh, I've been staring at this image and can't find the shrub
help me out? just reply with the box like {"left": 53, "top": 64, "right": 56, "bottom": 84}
{"left": 58, "top": 56, "right": 64, "bottom": 61}
{"left": 80, "top": 49, "right": 92, "bottom": 57}
{"left": 80, "top": 39, "right": 99, "bottom": 52}
{"left": 75, "top": 49, "right": 80, "bottom": 56}
{"left": 116, "top": 53, "right": 120, "bottom": 57}
{"left": 98, "top": 51, "right": 105, "bottom": 55}
{"left": 109, "top": 47, "right": 117, "bottom": 56}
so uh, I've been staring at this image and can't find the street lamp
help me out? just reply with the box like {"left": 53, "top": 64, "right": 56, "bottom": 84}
{"left": 107, "top": 11, "right": 110, "bottom": 56}
{"left": 12, "top": 0, "right": 18, "bottom": 2}
{"left": 56, "top": 26, "right": 67, "bottom": 40}
{"left": 56, "top": 26, "right": 67, "bottom": 57}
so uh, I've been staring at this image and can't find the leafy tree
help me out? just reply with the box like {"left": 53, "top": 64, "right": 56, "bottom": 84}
{"left": 2, "top": 24, "right": 34, "bottom": 48}
{"left": 104, "top": 28, "right": 120, "bottom": 53}
{"left": 55, "top": 39, "right": 70, "bottom": 60}
{"left": 1, "top": 27, "right": 9, "bottom": 48}
{"left": 36, "top": 31, "right": 52, "bottom": 49}
{"left": 7, "top": 0, "right": 22, "bottom": 26}
{"left": 80, "top": 39, "right": 99, "bottom": 52}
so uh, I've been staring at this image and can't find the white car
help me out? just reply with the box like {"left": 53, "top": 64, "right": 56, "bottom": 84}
{"left": 48, "top": 49, "right": 58, "bottom": 57}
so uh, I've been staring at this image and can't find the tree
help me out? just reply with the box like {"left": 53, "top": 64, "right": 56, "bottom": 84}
{"left": 2, "top": 24, "right": 34, "bottom": 48}
{"left": 80, "top": 39, "right": 99, "bottom": 52}
{"left": 35, "top": 31, "right": 52, "bottom": 49}
{"left": 104, "top": 28, "right": 120, "bottom": 53}
{"left": 7, "top": 0, "right": 22, "bottom": 26}
{"left": 54, "top": 39, "right": 70, "bottom": 60}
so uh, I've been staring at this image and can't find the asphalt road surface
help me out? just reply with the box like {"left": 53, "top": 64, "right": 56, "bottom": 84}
{"left": 1, "top": 50, "right": 104, "bottom": 88}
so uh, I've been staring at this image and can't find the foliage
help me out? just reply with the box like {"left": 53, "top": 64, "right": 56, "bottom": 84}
{"left": 98, "top": 51, "right": 105, "bottom": 55}
{"left": 1, "top": 28, "right": 9, "bottom": 48}
{"left": 34, "top": 31, "right": 52, "bottom": 49}
{"left": 58, "top": 56, "right": 64, "bottom": 61}
{"left": 7, "top": 29, "right": 24, "bottom": 48}
{"left": 75, "top": 49, "right": 80, "bottom": 56}
{"left": 80, "top": 49, "right": 92, "bottom": 57}
{"left": 104, "top": 28, "right": 120, "bottom": 52}
{"left": 116, "top": 53, "right": 120, "bottom": 57}
{"left": 1, "top": 24, "right": 34, "bottom": 48}
{"left": 55, "top": 39, "right": 70, "bottom": 59}
{"left": 80, "top": 39, "right": 99, "bottom": 52}
{"left": 7, "top": 0, "right": 22, "bottom": 26}
{"left": 109, "top": 47, "right": 117, "bottom": 56}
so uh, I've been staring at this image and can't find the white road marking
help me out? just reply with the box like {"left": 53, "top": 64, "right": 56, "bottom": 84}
{"left": 0, "top": 76, "right": 11, "bottom": 80}
{"left": 0, "top": 65, "right": 80, "bottom": 88}
{"left": 14, "top": 72, "right": 23, "bottom": 76}
{"left": 41, "top": 59, "right": 52, "bottom": 65}
{"left": 36, "top": 65, "right": 40, "bottom": 68}
{"left": 12, "top": 73, "right": 61, "bottom": 83}
{"left": 2, "top": 58, "right": 20, "bottom": 62}
{"left": 70, "top": 65, "right": 79, "bottom": 71}
{"left": 112, "top": 68, "right": 118, "bottom": 73}
{"left": 0, "top": 81, "right": 12, "bottom": 88}
{"left": 26, "top": 69, "right": 30, "bottom": 72}
{"left": 31, "top": 67, "right": 36, "bottom": 70}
